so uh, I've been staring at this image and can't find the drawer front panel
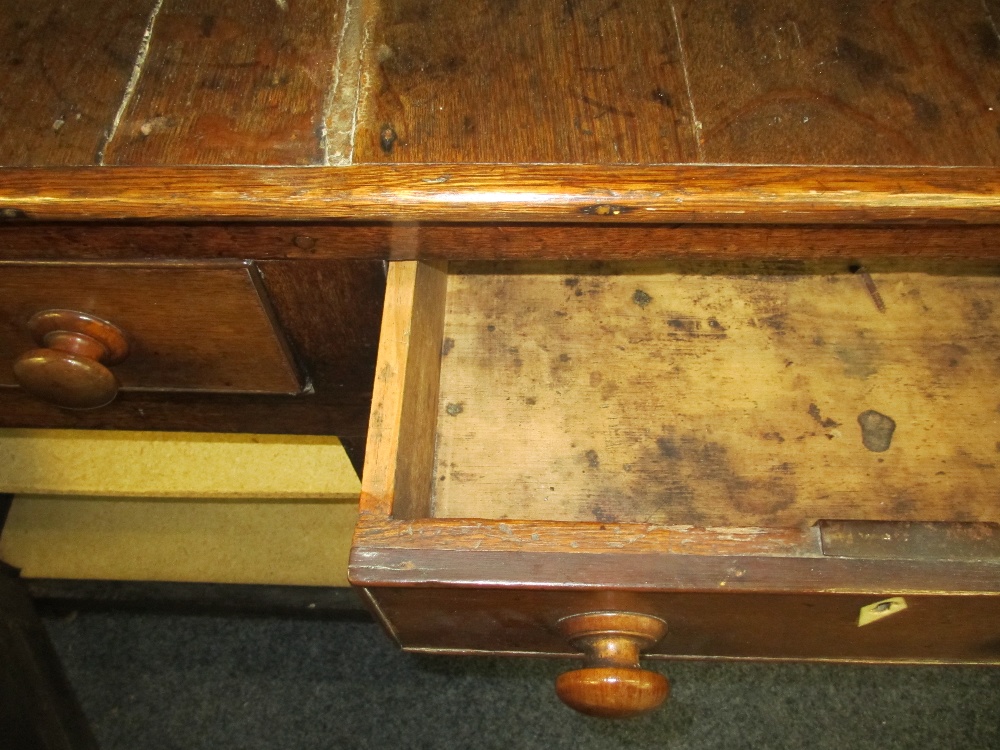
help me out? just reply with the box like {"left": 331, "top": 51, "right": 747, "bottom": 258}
{"left": 366, "top": 586, "right": 1000, "bottom": 664}
{"left": 0, "top": 262, "right": 301, "bottom": 394}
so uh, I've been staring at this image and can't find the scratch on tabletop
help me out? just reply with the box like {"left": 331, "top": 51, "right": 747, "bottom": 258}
{"left": 670, "top": 2, "right": 704, "bottom": 162}
{"left": 97, "top": 0, "right": 165, "bottom": 164}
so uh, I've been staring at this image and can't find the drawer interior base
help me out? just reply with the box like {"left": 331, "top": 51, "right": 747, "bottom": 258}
{"left": 428, "top": 261, "right": 1000, "bottom": 528}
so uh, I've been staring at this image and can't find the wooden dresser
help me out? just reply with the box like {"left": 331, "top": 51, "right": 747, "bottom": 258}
{"left": 3, "top": 0, "right": 1000, "bottom": 721}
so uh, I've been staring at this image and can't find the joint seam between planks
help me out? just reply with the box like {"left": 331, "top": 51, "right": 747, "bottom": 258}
{"left": 670, "top": 1, "right": 704, "bottom": 163}
{"left": 345, "top": 7, "right": 374, "bottom": 166}
{"left": 96, "top": 0, "right": 166, "bottom": 166}
{"left": 323, "top": 0, "right": 368, "bottom": 166}
{"left": 322, "top": 0, "right": 354, "bottom": 164}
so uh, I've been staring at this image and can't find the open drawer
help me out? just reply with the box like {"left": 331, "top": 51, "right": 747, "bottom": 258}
{"left": 350, "top": 260, "right": 1000, "bottom": 718}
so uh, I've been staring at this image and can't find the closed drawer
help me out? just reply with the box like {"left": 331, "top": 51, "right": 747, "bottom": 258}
{"left": 351, "top": 260, "right": 1000, "bottom": 718}
{"left": 0, "top": 261, "right": 302, "bottom": 408}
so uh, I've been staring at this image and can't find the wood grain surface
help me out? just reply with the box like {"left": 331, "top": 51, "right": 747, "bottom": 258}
{"left": 355, "top": 0, "right": 697, "bottom": 164}
{"left": 102, "top": 0, "right": 352, "bottom": 166}
{"left": 0, "top": 260, "right": 383, "bottom": 437}
{"left": 358, "top": 261, "right": 447, "bottom": 520}
{"left": 363, "top": 585, "right": 1000, "bottom": 663}
{"left": 675, "top": 0, "right": 1000, "bottom": 165}
{"left": 356, "top": 0, "right": 1000, "bottom": 166}
{"left": 0, "top": 0, "right": 159, "bottom": 166}
{"left": 4, "top": 0, "right": 1000, "bottom": 169}
{"left": 2, "top": 165, "right": 999, "bottom": 224}
{"left": 3, "top": 222, "right": 1000, "bottom": 264}
{"left": 432, "top": 262, "right": 1000, "bottom": 527}
{"left": 0, "top": 261, "right": 301, "bottom": 394}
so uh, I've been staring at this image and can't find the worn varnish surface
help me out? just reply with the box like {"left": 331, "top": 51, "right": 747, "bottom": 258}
{"left": 0, "top": 0, "right": 362, "bottom": 168}
{"left": 675, "top": 0, "right": 1000, "bottom": 165}
{"left": 432, "top": 262, "right": 1000, "bottom": 526}
{"left": 0, "top": 0, "right": 159, "bottom": 166}
{"left": 358, "top": 0, "right": 1000, "bottom": 166}
{"left": 103, "top": 0, "right": 350, "bottom": 166}
{"left": 4, "top": 0, "right": 1000, "bottom": 169}
{"left": 355, "top": 0, "right": 697, "bottom": 164}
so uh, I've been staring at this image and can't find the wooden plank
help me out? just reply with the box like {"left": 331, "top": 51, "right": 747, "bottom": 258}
{"left": 355, "top": 0, "right": 696, "bottom": 164}
{"left": 365, "top": 586, "right": 1000, "bottom": 662}
{"left": 0, "top": 0, "right": 159, "bottom": 166}
{"left": 353, "top": 516, "right": 821, "bottom": 557}
{"left": 2, "top": 165, "right": 1000, "bottom": 224}
{"left": 103, "top": 0, "right": 351, "bottom": 166}
{"left": 2, "top": 223, "right": 1000, "bottom": 264}
{"left": 351, "top": 544, "right": 1000, "bottom": 594}
{"left": 675, "top": 0, "right": 1000, "bottom": 165}
{"left": 359, "top": 261, "right": 448, "bottom": 519}
{"left": 432, "top": 262, "right": 1000, "bottom": 527}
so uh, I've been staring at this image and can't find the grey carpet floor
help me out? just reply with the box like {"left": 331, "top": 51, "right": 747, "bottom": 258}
{"left": 43, "top": 611, "right": 1000, "bottom": 750}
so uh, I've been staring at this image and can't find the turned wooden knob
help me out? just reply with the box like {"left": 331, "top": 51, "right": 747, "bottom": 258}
{"left": 13, "top": 310, "right": 129, "bottom": 410}
{"left": 555, "top": 611, "right": 669, "bottom": 719}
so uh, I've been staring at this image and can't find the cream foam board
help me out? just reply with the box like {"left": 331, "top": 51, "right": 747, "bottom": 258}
{"left": 0, "top": 496, "right": 357, "bottom": 587}
{"left": 0, "top": 429, "right": 360, "bottom": 498}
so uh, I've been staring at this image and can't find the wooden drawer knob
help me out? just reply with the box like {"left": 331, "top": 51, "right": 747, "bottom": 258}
{"left": 13, "top": 310, "right": 129, "bottom": 410}
{"left": 555, "top": 611, "right": 669, "bottom": 719}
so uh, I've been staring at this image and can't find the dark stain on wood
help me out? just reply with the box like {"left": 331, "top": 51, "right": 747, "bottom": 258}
{"left": 973, "top": 21, "right": 1000, "bottom": 59}
{"left": 380, "top": 124, "right": 398, "bottom": 154}
{"left": 445, "top": 402, "right": 464, "bottom": 416}
{"left": 642, "top": 430, "right": 797, "bottom": 522}
{"left": 665, "top": 315, "right": 728, "bottom": 339}
{"left": 858, "top": 409, "right": 896, "bottom": 452}
{"left": 441, "top": 337, "right": 455, "bottom": 356}
{"left": 590, "top": 503, "right": 618, "bottom": 523}
{"left": 650, "top": 88, "right": 674, "bottom": 108}
{"left": 835, "top": 36, "right": 897, "bottom": 84}
{"left": 808, "top": 403, "right": 841, "bottom": 429}
{"left": 585, "top": 449, "right": 600, "bottom": 469}
{"left": 632, "top": 289, "right": 653, "bottom": 308}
